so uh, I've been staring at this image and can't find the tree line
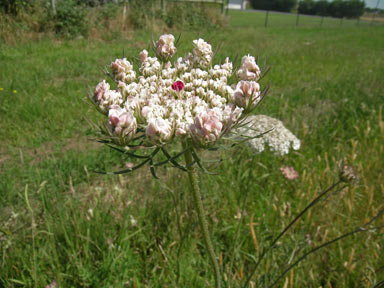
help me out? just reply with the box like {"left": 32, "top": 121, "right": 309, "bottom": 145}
{"left": 298, "top": 0, "right": 365, "bottom": 18}
{"left": 249, "top": 0, "right": 365, "bottom": 19}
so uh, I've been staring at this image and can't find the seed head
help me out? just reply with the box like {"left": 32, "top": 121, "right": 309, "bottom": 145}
{"left": 339, "top": 164, "right": 357, "bottom": 183}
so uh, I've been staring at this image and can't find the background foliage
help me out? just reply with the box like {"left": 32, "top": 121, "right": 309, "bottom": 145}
{"left": 0, "top": 0, "right": 225, "bottom": 40}
{"left": 0, "top": 0, "right": 30, "bottom": 15}
{"left": 250, "top": 0, "right": 297, "bottom": 12}
{"left": 298, "top": 0, "right": 365, "bottom": 19}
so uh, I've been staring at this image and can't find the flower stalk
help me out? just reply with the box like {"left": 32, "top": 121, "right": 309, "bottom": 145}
{"left": 183, "top": 141, "right": 222, "bottom": 288}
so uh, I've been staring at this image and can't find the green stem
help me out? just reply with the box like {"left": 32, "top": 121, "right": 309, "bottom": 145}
{"left": 183, "top": 141, "right": 221, "bottom": 288}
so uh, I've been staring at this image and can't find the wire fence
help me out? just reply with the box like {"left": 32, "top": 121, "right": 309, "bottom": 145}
{"left": 49, "top": 0, "right": 228, "bottom": 15}
{"left": 48, "top": 0, "right": 384, "bottom": 27}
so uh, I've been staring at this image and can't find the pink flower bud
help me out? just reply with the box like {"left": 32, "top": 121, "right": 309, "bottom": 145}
{"left": 221, "top": 57, "right": 232, "bottom": 72}
{"left": 139, "top": 49, "right": 148, "bottom": 63}
{"left": 146, "top": 118, "right": 173, "bottom": 144}
{"left": 126, "top": 162, "right": 134, "bottom": 169}
{"left": 94, "top": 81, "right": 122, "bottom": 113}
{"left": 190, "top": 110, "right": 223, "bottom": 146}
{"left": 172, "top": 80, "right": 184, "bottom": 91}
{"left": 156, "top": 34, "right": 176, "bottom": 60}
{"left": 108, "top": 105, "right": 137, "bottom": 144}
{"left": 164, "top": 61, "right": 172, "bottom": 69}
{"left": 94, "top": 80, "right": 110, "bottom": 102}
{"left": 110, "top": 58, "right": 136, "bottom": 83}
{"left": 233, "top": 81, "right": 261, "bottom": 109}
{"left": 222, "top": 104, "right": 243, "bottom": 130}
{"left": 141, "top": 106, "right": 151, "bottom": 118}
{"left": 192, "top": 39, "right": 213, "bottom": 69}
{"left": 280, "top": 167, "right": 299, "bottom": 180}
{"left": 175, "top": 127, "right": 187, "bottom": 136}
{"left": 237, "top": 55, "right": 261, "bottom": 81}
{"left": 111, "top": 58, "right": 132, "bottom": 74}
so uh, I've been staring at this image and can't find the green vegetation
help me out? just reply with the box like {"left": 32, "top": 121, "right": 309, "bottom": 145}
{"left": 0, "top": 0, "right": 225, "bottom": 42}
{"left": 299, "top": 0, "right": 365, "bottom": 19}
{"left": 1, "top": 10, "right": 384, "bottom": 288}
{"left": 250, "top": 0, "right": 297, "bottom": 12}
{"left": 0, "top": 0, "right": 29, "bottom": 15}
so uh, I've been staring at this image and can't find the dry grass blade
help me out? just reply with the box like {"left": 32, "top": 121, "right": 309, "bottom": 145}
{"left": 242, "top": 181, "right": 344, "bottom": 287}
{"left": 268, "top": 217, "right": 384, "bottom": 288}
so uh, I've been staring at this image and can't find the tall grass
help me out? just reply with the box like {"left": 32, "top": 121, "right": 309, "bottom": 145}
{"left": 0, "top": 1, "right": 226, "bottom": 44}
{"left": 229, "top": 9, "right": 384, "bottom": 27}
{"left": 0, "top": 18, "right": 383, "bottom": 287}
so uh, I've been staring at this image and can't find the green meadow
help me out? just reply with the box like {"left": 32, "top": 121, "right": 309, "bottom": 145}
{"left": 0, "top": 9, "right": 383, "bottom": 287}
{"left": 228, "top": 9, "right": 384, "bottom": 27}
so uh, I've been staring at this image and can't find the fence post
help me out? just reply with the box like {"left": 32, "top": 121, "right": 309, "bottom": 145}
{"left": 371, "top": 0, "right": 381, "bottom": 26}
{"left": 161, "top": 0, "right": 166, "bottom": 14}
{"left": 296, "top": 11, "right": 300, "bottom": 26}
{"left": 51, "top": 0, "right": 56, "bottom": 15}
{"left": 320, "top": 16, "right": 324, "bottom": 26}
{"left": 122, "top": 0, "right": 127, "bottom": 30}
{"left": 265, "top": 10, "right": 269, "bottom": 27}
{"left": 340, "top": 17, "right": 343, "bottom": 26}
{"left": 221, "top": 0, "right": 225, "bottom": 15}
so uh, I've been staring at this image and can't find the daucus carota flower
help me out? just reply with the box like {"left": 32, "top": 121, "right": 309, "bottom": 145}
{"left": 90, "top": 34, "right": 282, "bottom": 151}
{"left": 237, "top": 115, "right": 301, "bottom": 155}
{"left": 88, "top": 34, "right": 300, "bottom": 288}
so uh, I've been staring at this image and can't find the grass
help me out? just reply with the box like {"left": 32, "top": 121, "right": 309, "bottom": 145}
{"left": 1, "top": 10, "right": 384, "bottom": 288}
{"left": 228, "top": 9, "right": 384, "bottom": 28}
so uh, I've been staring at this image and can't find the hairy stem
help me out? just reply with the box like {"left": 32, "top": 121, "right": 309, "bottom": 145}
{"left": 183, "top": 141, "right": 222, "bottom": 288}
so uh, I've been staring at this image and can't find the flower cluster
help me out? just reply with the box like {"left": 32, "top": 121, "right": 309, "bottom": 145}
{"left": 92, "top": 34, "right": 265, "bottom": 148}
{"left": 237, "top": 115, "right": 301, "bottom": 155}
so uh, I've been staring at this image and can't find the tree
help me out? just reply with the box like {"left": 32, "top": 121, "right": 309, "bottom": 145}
{"left": 298, "top": 0, "right": 316, "bottom": 15}
{"left": 327, "top": 0, "right": 344, "bottom": 18}
{"left": 343, "top": 0, "right": 365, "bottom": 18}
{"left": 250, "top": 0, "right": 297, "bottom": 12}
{"left": 298, "top": 0, "right": 364, "bottom": 18}
{"left": 314, "top": 0, "right": 329, "bottom": 16}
